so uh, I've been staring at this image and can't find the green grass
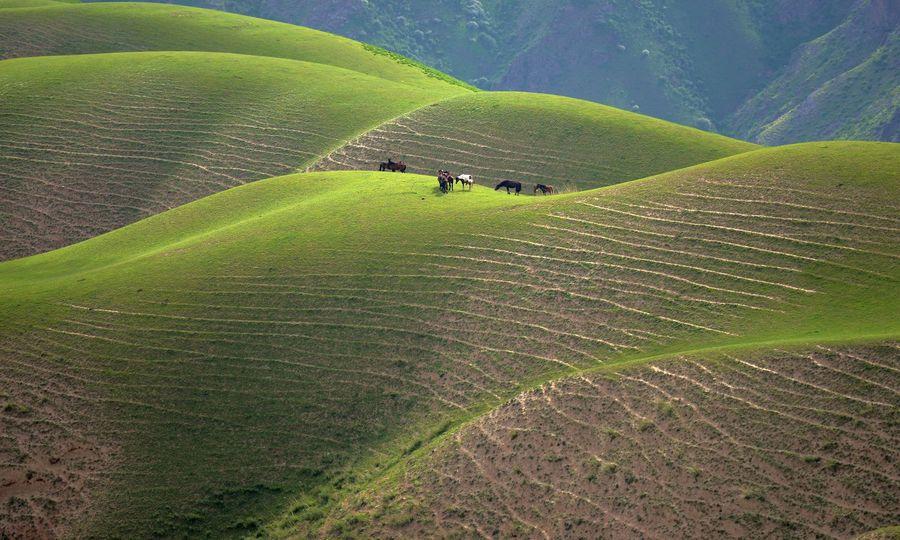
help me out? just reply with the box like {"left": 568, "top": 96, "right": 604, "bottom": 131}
{"left": 0, "top": 0, "right": 77, "bottom": 8}
{"left": 1, "top": 141, "right": 897, "bottom": 536}
{"left": 349, "top": 340, "right": 897, "bottom": 538}
{"left": 0, "top": 47, "right": 759, "bottom": 261}
{"left": 311, "top": 91, "right": 758, "bottom": 190}
{"left": 0, "top": 50, "right": 457, "bottom": 260}
{"left": 234, "top": 0, "right": 850, "bottom": 133}
{"left": 0, "top": 1, "right": 474, "bottom": 95}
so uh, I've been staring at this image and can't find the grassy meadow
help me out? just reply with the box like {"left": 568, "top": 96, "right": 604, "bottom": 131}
{"left": 0, "top": 2, "right": 897, "bottom": 537}
{"left": 311, "top": 91, "right": 757, "bottom": 191}
{"left": 0, "top": 50, "right": 461, "bottom": 260}
{"left": 1, "top": 142, "right": 897, "bottom": 536}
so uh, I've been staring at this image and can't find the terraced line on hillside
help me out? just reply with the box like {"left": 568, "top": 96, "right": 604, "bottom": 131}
{"left": 307, "top": 91, "right": 756, "bottom": 191}
{"left": 1, "top": 143, "right": 896, "bottom": 537}
{"left": 0, "top": 1, "right": 474, "bottom": 95}
{"left": 0, "top": 51, "right": 456, "bottom": 261}
{"left": 329, "top": 341, "right": 899, "bottom": 539}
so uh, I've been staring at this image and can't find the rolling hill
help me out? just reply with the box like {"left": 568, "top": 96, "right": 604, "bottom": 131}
{"left": 0, "top": 51, "right": 461, "bottom": 261}
{"left": 0, "top": 49, "right": 755, "bottom": 261}
{"left": 0, "top": 1, "right": 472, "bottom": 93}
{"left": 1, "top": 142, "right": 897, "bottom": 537}
{"left": 143, "top": 0, "right": 899, "bottom": 144}
{"left": 308, "top": 91, "right": 756, "bottom": 191}
{"left": 334, "top": 341, "right": 900, "bottom": 538}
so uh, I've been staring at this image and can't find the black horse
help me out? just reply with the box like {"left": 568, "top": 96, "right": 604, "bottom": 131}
{"left": 495, "top": 180, "right": 522, "bottom": 195}
{"left": 379, "top": 160, "right": 407, "bottom": 172}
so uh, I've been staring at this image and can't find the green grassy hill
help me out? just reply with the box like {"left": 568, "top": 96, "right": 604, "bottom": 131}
{"left": 152, "top": 0, "right": 853, "bottom": 130}
{"left": 0, "top": 51, "right": 460, "bottom": 260}
{"left": 0, "top": 1, "right": 472, "bottom": 93}
{"left": 309, "top": 91, "right": 757, "bottom": 191}
{"left": 336, "top": 341, "right": 900, "bottom": 538}
{"left": 0, "top": 49, "right": 757, "bottom": 261}
{"left": 155, "top": 0, "right": 900, "bottom": 145}
{"left": 0, "top": 0, "right": 77, "bottom": 8}
{"left": 147, "top": 0, "right": 900, "bottom": 145}
{"left": 1, "top": 141, "right": 896, "bottom": 537}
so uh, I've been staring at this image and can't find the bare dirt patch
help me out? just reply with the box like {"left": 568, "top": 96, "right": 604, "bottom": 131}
{"left": 0, "top": 335, "right": 117, "bottom": 539}
{"left": 332, "top": 343, "right": 900, "bottom": 539}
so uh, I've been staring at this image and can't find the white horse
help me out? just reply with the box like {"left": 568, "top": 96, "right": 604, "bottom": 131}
{"left": 455, "top": 174, "right": 474, "bottom": 191}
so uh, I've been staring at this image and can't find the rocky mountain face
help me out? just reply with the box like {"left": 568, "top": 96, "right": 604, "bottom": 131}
{"left": 143, "top": 0, "right": 897, "bottom": 143}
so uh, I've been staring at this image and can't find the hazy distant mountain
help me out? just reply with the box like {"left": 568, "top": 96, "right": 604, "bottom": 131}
{"left": 114, "top": 0, "right": 897, "bottom": 143}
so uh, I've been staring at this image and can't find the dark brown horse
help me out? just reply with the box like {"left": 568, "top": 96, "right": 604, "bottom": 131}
{"left": 534, "top": 183, "right": 555, "bottom": 195}
{"left": 380, "top": 160, "right": 407, "bottom": 172}
{"left": 495, "top": 180, "right": 522, "bottom": 195}
{"left": 437, "top": 170, "right": 450, "bottom": 193}
{"left": 437, "top": 170, "right": 456, "bottom": 193}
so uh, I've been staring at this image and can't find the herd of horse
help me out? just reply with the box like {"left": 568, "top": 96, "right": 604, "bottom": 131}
{"left": 437, "top": 170, "right": 474, "bottom": 193}
{"left": 379, "top": 159, "right": 555, "bottom": 196}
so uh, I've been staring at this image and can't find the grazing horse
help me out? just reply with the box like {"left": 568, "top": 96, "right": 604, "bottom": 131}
{"left": 380, "top": 160, "right": 407, "bottom": 172}
{"left": 455, "top": 174, "right": 474, "bottom": 191}
{"left": 495, "top": 180, "right": 522, "bottom": 195}
{"left": 534, "top": 183, "right": 555, "bottom": 195}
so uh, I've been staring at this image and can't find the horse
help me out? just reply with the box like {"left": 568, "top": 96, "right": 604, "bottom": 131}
{"left": 534, "top": 183, "right": 555, "bottom": 195}
{"left": 495, "top": 180, "right": 522, "bottom": 195}
{"left": 437, "top": 170, "right": 450, "bottom": 193}
{"left": 455, "top": 174, "right": 474, "bottom": 191}
{"left": 380, "top": 160, "right": 407, "bottom": 172}
{"left": 437, "top": 170, "right": 453, "bottom": 193}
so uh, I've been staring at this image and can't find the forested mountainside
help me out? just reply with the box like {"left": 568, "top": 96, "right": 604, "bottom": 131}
{"left": 137, "top": 0, "right": 898, "bottom": 144}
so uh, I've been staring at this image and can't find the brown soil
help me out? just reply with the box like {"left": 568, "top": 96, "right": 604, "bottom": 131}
{"left": 334, "top": 343, "right": 900, "bottom": 539}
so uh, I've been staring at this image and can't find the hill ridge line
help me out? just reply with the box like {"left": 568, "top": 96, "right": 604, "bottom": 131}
{"left": 301, "top": 94, "right": 470, "bottom": 174}
{"left": 298, "top": 90, "right": 765, "bottom": 177}
{"left": 0, "top": 50, "right": 465, "bottom": 180}
{"left": 0, "top": 49, "right": 467, "bottom": 94}
{"left": 0, "top": 0, "right": 477, "bottom": 92}
{"left": 311, "top": 330, "right": 900, "bottom": 535}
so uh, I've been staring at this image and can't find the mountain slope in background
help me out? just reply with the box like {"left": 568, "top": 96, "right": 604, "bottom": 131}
{"left": 728, "top": 0, "right": 899, "bottom": 143}
{"left": 146, "top": 0, "right": 898, "bottom": 144}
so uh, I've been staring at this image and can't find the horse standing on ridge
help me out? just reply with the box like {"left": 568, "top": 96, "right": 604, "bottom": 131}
{"left": 534, "top": 183, "right": 555, "bottom": 195}
{"left": 495, "top": 180, "right": 522, "bottom": 195}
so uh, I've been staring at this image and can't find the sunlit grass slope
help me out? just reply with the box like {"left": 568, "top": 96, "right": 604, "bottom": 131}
{"left": 311, "top": 91, "right": 758, "bottom": 191}
{"left": 0, "top": 1, "right": 472, "bottom": 94}
{"left": 0, "top": 0, "right": 77, "bottom": 8}
{"left": 0, "top": 142, "right": 897, "bottom": 537}
{"left": 0, "top": 51, "right": 453, "bottom": 260}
